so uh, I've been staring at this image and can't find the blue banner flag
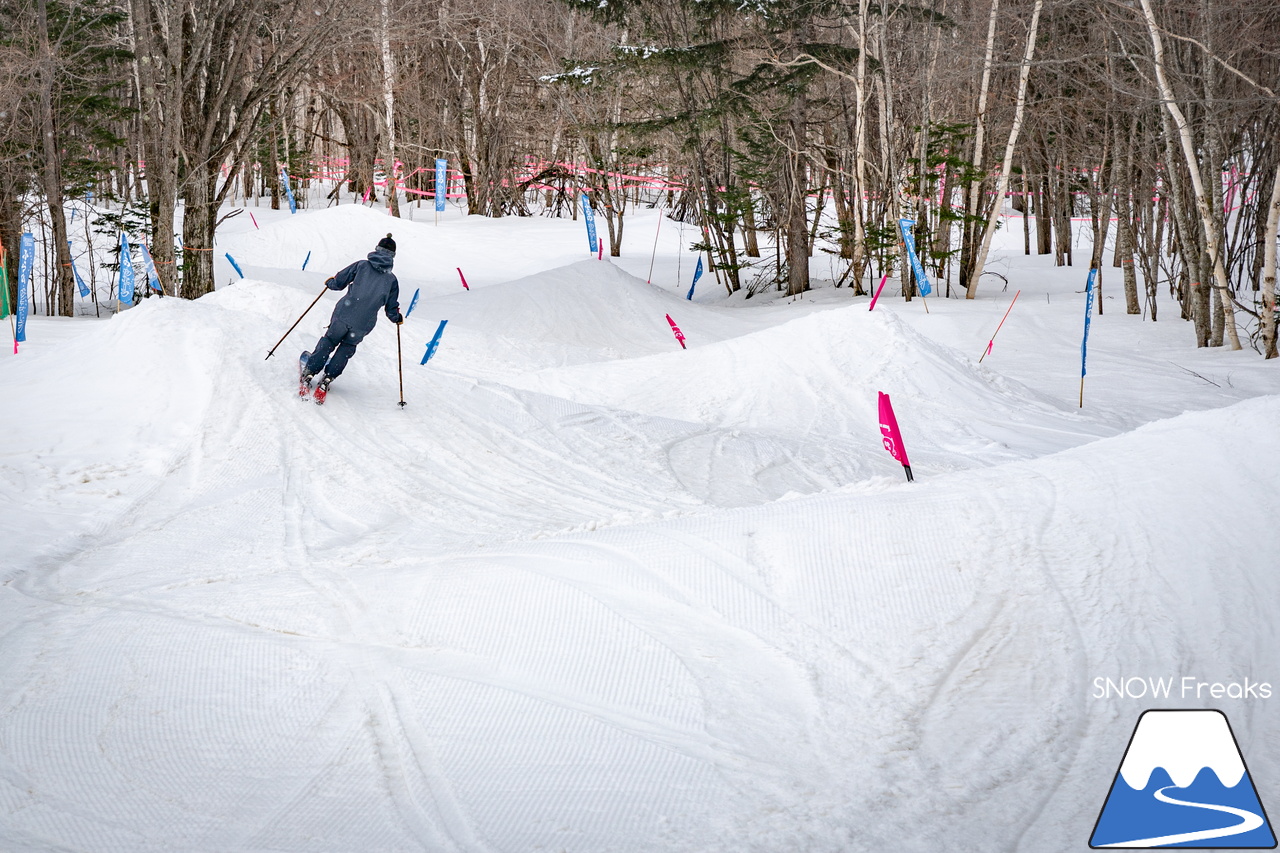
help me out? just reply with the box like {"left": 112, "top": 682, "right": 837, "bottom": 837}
{"left": 581, "top": 193, "right": 598, "bottom": 254}
{"left": 302, "top": 250, "right": 311, "bottom": 271}
{"left": 686, "top": 256, "right": 703, "bottom": 300}
{"left": 898, "top": 219, "right": 933, "bottom": 297}
{"left": 139, "top": 243, "right": 162, "bottom": 294}
{"left": 406, "top": 288, "right": 420, "bottom": 318}
{"left": 68, "top": 241, "right": 90, "bottom": 297}
{"left": 1081, "top": 268, "right": 1097, "bottom": 377}
{"left": 117, "top": 233, "right": 136, "bottom": 307}
{"left": 224, "top": 253, "right": 244, "bottom": 278}
{"left": 434, "top": 159, "right": 448, "bottom": 213}
{"left": 421, "top": 319, "right": 447, "bottom": 365}
{"left": 16, "top": 233, "right": 34, "bottom": 341}
{"left": 281, "top": 169, "right": 297, "bottom": 214}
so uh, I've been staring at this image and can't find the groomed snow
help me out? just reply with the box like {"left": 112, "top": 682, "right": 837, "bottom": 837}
{"left": 2, "top": 202, "right": 1278, "bottom": 851}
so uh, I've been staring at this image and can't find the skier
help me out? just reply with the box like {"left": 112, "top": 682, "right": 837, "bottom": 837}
{"left": 301, "top": 233, "right": 403, "bottom": 402}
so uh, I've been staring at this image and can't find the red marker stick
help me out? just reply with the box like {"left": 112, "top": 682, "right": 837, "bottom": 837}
{"left": 878, "top": 391, "right": 913, "bottom": 482}
{"left": 457, "top": 267, "right": 469, "bottom": 290}
{"left": 868, "top": 274, "right": 888, "bottom": 311}
{"left": 665, "top": 314, "right": 686, "bottom": 349}
{"left": 979, "top": 290, "right": 1020, "bottom": 363}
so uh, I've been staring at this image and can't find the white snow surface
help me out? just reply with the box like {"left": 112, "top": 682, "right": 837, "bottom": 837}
{"left": 3, "top": 203, "right": 1280, "bottom": 851}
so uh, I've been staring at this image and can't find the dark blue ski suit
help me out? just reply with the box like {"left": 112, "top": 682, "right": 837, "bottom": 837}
{"left": 305, "top": 248, "right": 402, "bottom": 380}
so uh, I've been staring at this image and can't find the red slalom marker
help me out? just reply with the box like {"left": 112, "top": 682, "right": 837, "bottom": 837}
{"left": 979, "top": 289, "right": 1020, "bottom": 363}
{"left": 665, "top": 313, "right": 686, "bottom": 349}
{"left": 878, "top": 391, "right": 914, "bottom": 482}
{"left": 457, "top": 267, "right": 470, "bottom": 290}
{"left": 868, "top": 274, "right": 889, "bottom": 311}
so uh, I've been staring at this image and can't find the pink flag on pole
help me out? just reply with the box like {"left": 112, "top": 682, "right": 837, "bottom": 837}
{"left": 249, "top": 212, "right": 259, "bottom": 230}
{"left": 457, "top": 267, "right": 470, "bottom": 290}
{"left": 665, "top": 313, "right": 686, "bottom": 349}
{"left": 878, "top": 392, "right": 914, "bottom": 482}
{"left": 868, "top": 274, "right": 888, "bottom": 311}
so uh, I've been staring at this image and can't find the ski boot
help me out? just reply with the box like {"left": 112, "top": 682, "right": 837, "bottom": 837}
{"left": 313, "top": 375, "right": 333, "bottom": 405}
{"left": 299, "top": 371, "right": 316, "bottom": 399}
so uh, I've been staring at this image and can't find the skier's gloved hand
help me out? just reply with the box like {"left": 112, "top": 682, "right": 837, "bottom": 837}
{"left": 387, "top": 309, "right": 404, "bottom": 324}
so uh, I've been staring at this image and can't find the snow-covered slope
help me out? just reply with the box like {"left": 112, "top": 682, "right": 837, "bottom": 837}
{"left": 2, "top": 205, "right": 1278, "bottom": 852}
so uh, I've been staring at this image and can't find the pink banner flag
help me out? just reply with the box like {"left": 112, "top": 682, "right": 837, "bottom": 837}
{"left": 665, "top": 314, "right": 686, "bottom": 349}
{"left": 457, "top": 267, "right": 469, "bottom": 290}
{"left": 868, "top": 274, "right": 888, "bottom": 311}
{"left": 878, "top": 392, "right": 914, "bottom": 482}
{"left": 249, "top": 212, "right": 259, "bottom": 230}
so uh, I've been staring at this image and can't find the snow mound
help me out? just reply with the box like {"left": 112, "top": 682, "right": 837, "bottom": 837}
{"left": 223, "top": 204, "right": 593, "bottom": 291}
{"left": 409, "top": 260, "right": 766, "bottom": 375}
{"left": 514, "top": 296, "right": 1113, "bottom": 467}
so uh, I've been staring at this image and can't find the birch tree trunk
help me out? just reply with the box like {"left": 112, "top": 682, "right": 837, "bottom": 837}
{"left": 966, "top": 0, "right": 1043, "bottom": 299}
{"left": 960, "top": 0, "right": 999, "bottom": 293}
{"left": 849, "top": 0, "right": 870, "bottom": 295}
{"left": 380, "top": 0, "right": 400, "bottom": 218}
{"left": 1117, "top": 117, "right": 1140, "bottom": 314}
{"left": 129, "top": 0, "right": 182, "bottom": 295}
{"left": 35, "top": 0, "right": 76, "bottom": 316}
{"left": 1137, "top": 0, "right": 1241, "bottom": 349}
{"left": 1262, "top": 162, "right": 1280, "bottom": 359}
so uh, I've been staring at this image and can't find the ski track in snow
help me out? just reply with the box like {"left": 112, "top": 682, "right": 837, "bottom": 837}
{"left": 2, "top": 206, "right": 1279, "bottom": 852}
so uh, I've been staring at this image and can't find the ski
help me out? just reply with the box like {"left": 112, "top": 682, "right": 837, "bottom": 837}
{"left": 299, "top": 350, "right": 313, "bottom": 399}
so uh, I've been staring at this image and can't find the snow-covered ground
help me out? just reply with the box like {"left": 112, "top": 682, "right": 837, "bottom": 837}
{"left": 2, "top": 203, "right": 1278, "bottom": 852}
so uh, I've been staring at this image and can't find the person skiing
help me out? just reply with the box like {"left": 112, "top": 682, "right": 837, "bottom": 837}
{"left": 301, "top": 233, "right": 403, "bottom": 402}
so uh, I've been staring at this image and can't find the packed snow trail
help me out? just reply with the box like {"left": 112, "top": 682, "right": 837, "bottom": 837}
{"left": 2, "top": 208, "right": 1279, "bottom": 851}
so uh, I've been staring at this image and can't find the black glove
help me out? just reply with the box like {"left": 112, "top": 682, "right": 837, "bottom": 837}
{"left": 388, "top": 309, "right": 404, "bottom": 324}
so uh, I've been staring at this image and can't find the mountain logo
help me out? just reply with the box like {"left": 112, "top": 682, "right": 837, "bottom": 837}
{"left": 1090, "top": 709, "right": 1276, "bottom": 848}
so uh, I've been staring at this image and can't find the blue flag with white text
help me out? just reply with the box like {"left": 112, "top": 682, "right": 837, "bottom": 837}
{"left": 68, "top": 241, "right": 90, "bottom": 297}
{"left": 421, "top": 320, "right": 447, "bottom": 364}
{"left": 1081, "top": 269, "right": 1096, "bottom": 377}
{"left": 435, "top": 159, "right": 448, "bottom": 213}
{"left": 898, "top": 219, "right": 933, "bottom": 297}
{"left": 581, "top": 193, "right": 598, "bottom": 254}
{"left": 117, "top": 233, "right": 136, "bottom": 307}
{"left": 281, "top": 169, "right": 297, "bottom": 214}
{"left": 139, "top": 243, "right": 162, "bottom": 294}
{"left": 687, "top": 256, "right": 703, "bottom": 300}
{"left": 16, "top": 233, "right": 34, "bottom": 341}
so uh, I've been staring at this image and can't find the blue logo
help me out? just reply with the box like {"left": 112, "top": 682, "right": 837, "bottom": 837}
{"left": 1091, "top": 710, "right": 1276, "bottom": 848}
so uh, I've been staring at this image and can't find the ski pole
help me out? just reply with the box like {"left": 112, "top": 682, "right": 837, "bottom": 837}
{"left": 265, "top": 285, "right": 328, "bottom": 359}
{"left": 396, "top": 322, "right": 406, "bottom": 408}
